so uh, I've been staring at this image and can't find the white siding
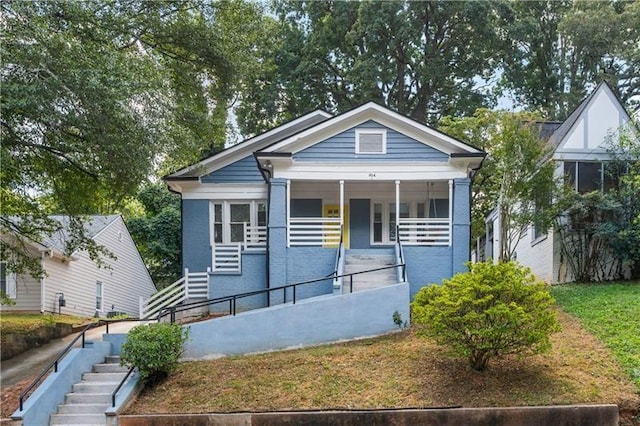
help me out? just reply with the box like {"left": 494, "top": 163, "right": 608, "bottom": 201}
{"left": 43, "top": 217, "right": 156, "bottom": 318}
{"left": 513, "top": 227, "right": 555, "bottom": 283}
{"left": 0, "top": 273, "right": 41, "bottom": 312}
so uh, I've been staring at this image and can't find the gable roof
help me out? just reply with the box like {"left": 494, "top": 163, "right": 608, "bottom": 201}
{"left": 165, "top": 109, "right": 333, "bottom": 180}
{"left": 545, "top": 80, "right": 629, "bottom": 152}
{"left": 261, "top": 102, "right": 484, "bottom": 157}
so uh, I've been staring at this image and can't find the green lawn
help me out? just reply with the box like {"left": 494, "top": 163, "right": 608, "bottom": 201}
{"left": 0, "top": 313, "right": 94, "bottom": 335}
{"left": 551, "top": 281, "right": 640, "bottom": 388}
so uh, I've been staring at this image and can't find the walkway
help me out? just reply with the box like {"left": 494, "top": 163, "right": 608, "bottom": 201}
{"left": 1, "top": 321, "right": 141, "bottom": 388}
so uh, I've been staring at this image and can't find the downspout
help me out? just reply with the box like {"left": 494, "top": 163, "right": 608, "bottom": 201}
{"left": 254, "top": 154, "right": 272, "bottom": 293}
{"left": 467, "top": 156, "right": 486, "bottom": 263}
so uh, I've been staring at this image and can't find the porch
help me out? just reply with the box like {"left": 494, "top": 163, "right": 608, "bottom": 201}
{"left": 287, "top": 180, "right": 452, "bottom": 249}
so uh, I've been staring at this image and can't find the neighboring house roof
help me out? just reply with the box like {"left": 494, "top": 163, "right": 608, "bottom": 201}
{"left": 545, "top": 80, "right": 632, "bottom": 152}
{"left": 3, "top": 215, "right": 121, "bottom": 258}
{"left": 43, "top": 215, "right": 120, "bottom": 253}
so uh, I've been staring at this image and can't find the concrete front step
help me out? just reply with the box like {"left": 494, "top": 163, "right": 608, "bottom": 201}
{"left": 64, "top": 392, "right": 112, "bottom": 404}
{"left": 57, "top": 403, "right": 110, "bottom": 414}
{"left": 92, "top": 362, "right": 129, "bottom": 373}
{"left": 50, "top": 413, "right": 106, "bottom": 425}
{"left": 104, "top": 355, "right": 121, "bottom": 364}
{"left": 345, "top": 255, "right": 395, "bottom": 265}
{"left": 82, "top": 372, "right": 128, "bottom": 382}
{"left": 72, "top": 381, "right": 120, "bottom": 393}
{"left": 52, "top": 355, "right": 126, "bottom": 425}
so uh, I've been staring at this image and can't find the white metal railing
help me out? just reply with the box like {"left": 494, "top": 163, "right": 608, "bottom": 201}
{"left": 289, "top": 217, "right": 342, "bottom": 246}
{"left": 244, "top": 223, "right": 266, "bottom": 250}
{"left": 213, "top": 244, "right": 242, "bottom": 273}
{"left": 139, "top": 269, "right": 209, "bottom": 319}
{"left": 398, "top": 218, "right": 450, "bottom": 246}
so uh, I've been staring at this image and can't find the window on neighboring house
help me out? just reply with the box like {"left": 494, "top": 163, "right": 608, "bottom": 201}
{"left": 355, "top": 129, "right": 386, "bottom": 154}
{"left": 211, "top": 201, "right": 267, "bottom": 245}
{"left": 96, "top": 281, "right": 103, "bottom": 311}
{"left": 0, "top": 262, "right": 17, "bottom": 299}
{"left": 564, "top": 161, "right": 621, "bottom": 193}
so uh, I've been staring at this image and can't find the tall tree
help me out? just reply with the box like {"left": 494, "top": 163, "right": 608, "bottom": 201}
{"left": 237, "top": 0, "right": 505, "bottom": 136}
{"left": 126, "top": 184, "right": 181, "bottom": 288}
{"left": 500, "top": 0, "right": 640, "bottom": 119}
{"left": 1, "top": 1, "right": 266, "bottom": 278}
{"left": 440, "top": 110, "right": 556, "bottom": 261}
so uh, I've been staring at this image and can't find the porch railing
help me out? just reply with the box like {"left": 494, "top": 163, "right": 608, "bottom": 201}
{"left": 213, "top": 244, "right": 242, "bottom": 273}
{"left": 398, "top": 218, "right": 450, "bottom": 246}
{"left": 244, "top": 223, "right": 266, "bottom": 250}
{"left": 289, "top": 217, "right": 341, "bottom": 246}
{"left": 139, "top": 268, "right": 210, "bottom": 319}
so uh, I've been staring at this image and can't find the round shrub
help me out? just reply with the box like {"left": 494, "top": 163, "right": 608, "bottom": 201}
{"left": 412, "top": 261, "right": 560, "bottom": 371}
{"left": 120, "top": 322, "right": 190, "bottom": 384}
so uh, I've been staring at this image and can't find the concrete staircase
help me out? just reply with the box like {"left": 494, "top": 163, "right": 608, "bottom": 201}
{"left": 49, "top": 355, "right": 128, "bottom": 426}
{"left": 343, "top": 250, "right": 398, "bottom": 293}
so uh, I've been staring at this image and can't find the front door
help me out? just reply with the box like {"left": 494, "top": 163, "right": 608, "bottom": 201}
{"left": 349, "top": 199, "right": 370, "bottom": 249}
{"left": 324, "top": 204, "right": 349, "bottom": 249}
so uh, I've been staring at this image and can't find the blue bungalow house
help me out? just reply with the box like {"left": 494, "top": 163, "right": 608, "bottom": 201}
{"left": 163, "top": 102, "right": 484, "bottom": 313}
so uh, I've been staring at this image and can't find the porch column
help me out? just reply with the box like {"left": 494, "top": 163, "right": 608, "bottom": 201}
{"left": 448, "top": 179, "right": 453, "bottom": 247}
{"left": 339, "top": 180, "right": 344, "bottom": 228}
{"left": 286, "top": 179, "right": 291, "bottom": 248}
{"left": 451, "top": 178, "right": 471, "bottom": 275}
{"left": 268, "top": 178, "right": 288, "bottom": 297}
{"left": 395, "top": 180, "right": 400, "bottom": 236}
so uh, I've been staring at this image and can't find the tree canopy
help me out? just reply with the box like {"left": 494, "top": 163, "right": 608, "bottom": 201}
{"left": 1, "top": 0, "right": 267, "bottom": 277}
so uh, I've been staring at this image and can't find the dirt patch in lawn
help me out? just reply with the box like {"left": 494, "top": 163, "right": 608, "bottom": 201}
{"left": 125, "top": 310, "right": 639, "bottom": 424}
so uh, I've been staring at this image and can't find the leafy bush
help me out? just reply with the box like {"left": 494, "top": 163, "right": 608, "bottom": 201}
{"left": 412, "top": 261, "right": 560, "bottom": 371}
{"left": 120, "top": 322, "right": 190, "bottom": 384}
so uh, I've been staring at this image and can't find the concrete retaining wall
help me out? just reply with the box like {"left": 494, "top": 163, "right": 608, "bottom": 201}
{"left": 183, "top": 282, "right": 410, "bottom": 359}
{"left": 118, "top": 405, "right": 619, "bottom": 426}
{"left": 1, "top": 323, "right": 73, "bottom": 361}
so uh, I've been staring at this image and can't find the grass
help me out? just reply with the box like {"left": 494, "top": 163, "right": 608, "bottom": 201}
{"left": 551, "top": 281, "right": 640, "bottom": 389}
{"left": 127, "top": 310, "right": 638, "bottom": 417}
{"left": 0, "top": 313, "right": 94, "bottom": 335}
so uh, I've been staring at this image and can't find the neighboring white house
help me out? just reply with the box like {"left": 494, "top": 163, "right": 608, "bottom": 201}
{"left": 0, "top": 215, "right": 156, "bottom": 317}
{"left": 479, "top": 81, "right": 634, "bottom": 283}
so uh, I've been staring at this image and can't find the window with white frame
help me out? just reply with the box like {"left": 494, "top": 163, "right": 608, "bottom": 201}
{"left": 0, "top": 261, "right": 17, "bottom": 299}
{"left": 96, "top": 281, "right": 103, "bottom": 311}
{"left": 355, "top": 129, "right": 386, "bottom": 154}
{"left": 211, "top": 200, "right": 267, "bottom": 245}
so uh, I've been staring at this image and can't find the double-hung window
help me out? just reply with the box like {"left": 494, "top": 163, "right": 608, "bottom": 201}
{"left": 211, "top": 201, "right": 267, "bottom": 245}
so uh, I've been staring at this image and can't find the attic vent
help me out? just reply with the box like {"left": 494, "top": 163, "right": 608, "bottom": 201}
{"left": 356, "top": 129, "right": 386, "bottom": 154}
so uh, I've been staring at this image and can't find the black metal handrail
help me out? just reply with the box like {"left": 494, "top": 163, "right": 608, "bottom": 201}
{"left": 18, "top": 318, "right": 152, "bottom": 411}
{"left": 396, "top": 225, "right": 407, "bottom": 282}
{"left": 332, "top": 224, "right": 344, "bottom": 280}
{"left": 158, "top": 262, "right": 406, "bottom": 322}
{"left": 111, "top": 366, "right": 136, "bottom": 407}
